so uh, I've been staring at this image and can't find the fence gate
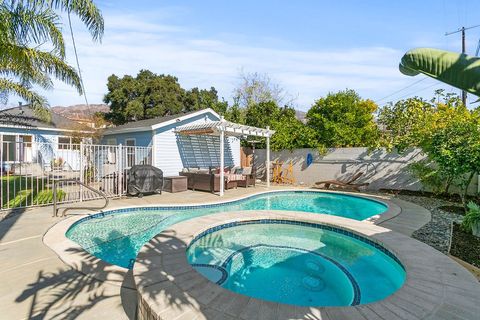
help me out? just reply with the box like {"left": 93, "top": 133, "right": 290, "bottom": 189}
{"left": 0, "top": 141, "right": 152, "bottom": 211}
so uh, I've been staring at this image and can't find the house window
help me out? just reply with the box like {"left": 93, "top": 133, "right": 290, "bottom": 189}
{"left": 2, "top": 135, "right": 15, "bottom": 162}
{"left": 0, "top": 134, "right": 33, "bottom": 162}
{"left": 58, "top": 137, "right": 71, "bottom": 150}
{"left": 58, "top": 136, "right": 81, "bottom": 150}
{"left": 125, "top": 138, "right": 136, "bottom": 167}
{"left": 18, "top": 135, "right": 32, "bottom": 162}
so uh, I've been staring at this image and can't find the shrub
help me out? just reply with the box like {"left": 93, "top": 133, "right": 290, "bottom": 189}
{"left": 407, "top": 160, "right": 446, "bottom": 194}
{"left": 462, "top": 202, "right": 480, "bottom": 236}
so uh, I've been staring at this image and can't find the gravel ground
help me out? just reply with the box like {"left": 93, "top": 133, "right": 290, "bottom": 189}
{"left": 395, "top": 194, "right": 464, "bottom": 254}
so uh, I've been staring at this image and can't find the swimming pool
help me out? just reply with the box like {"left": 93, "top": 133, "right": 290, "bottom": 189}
{"left": 187, "top": 220, "right": 406, "bottom": 306}
{"left": 66, "top": 191, "right": 387, "bottom": 268}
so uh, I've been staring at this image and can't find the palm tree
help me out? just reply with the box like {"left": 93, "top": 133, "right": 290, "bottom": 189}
{"left": 0, "top": 0, "right": 104, "bottom": 120}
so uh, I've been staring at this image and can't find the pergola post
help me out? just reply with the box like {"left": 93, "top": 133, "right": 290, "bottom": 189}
{"left": 266, "top": 126, "right": 270, "bottom": 188}
{"left": 219, "top": 126, "right": 225, "bottom": 196}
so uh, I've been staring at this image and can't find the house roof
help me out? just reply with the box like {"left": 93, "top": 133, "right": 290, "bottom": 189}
{"left": 103, "top": 108, "right": 220, "bottom": 135}
{"left": 0, "top": 105, "right": 92, "bottom": 132}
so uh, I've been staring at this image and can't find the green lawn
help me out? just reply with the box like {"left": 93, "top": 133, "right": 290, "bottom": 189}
{"left": 1, "top": 176, "right": 65, "bottom": 209}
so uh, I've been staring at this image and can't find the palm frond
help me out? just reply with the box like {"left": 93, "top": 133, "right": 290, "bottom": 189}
{"left": 47, "top": 0, "right": 104, "bottom": 41}
{"left": 0, "top": 77, "right": 46, "bottom": 104}
{"left": 0, "top": 43, "right": 82, "bottom": 94}
{"left": 0, "top": 78, "right": 51, "bottom": 121}
{"left": 0, "top": 2, "right": 65, "bottom": 57}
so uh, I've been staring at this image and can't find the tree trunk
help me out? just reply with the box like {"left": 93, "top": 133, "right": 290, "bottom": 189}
{"left": 461, "top": 172, "right": 476, "bottom": 211}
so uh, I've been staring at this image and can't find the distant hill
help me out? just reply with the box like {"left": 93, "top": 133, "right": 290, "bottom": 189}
{"left": 51, "top": 104, "right": 110, "bottom": 128}
{"left": 52, "top": 104, "right": 109, "bottom": 120}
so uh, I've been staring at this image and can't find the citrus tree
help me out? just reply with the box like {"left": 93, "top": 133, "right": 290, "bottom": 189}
{"left": 378, "top": 91, "right": 480, "bottom": 204}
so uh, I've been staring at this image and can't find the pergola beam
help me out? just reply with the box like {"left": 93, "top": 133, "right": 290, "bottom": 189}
{"left": 175, "top": 119, "right": 275, "bottom": 196}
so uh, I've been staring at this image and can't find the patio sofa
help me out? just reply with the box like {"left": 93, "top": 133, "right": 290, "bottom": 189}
{"left": 179, "top": 166, "right": 255, "bottom": 193}
{"left": 179, "top": 169, "right": 236, "bottom": 193}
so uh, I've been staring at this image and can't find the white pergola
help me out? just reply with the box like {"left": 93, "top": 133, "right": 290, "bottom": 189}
{"left": 175, "top": 118, "right": 275, "bottom": 196}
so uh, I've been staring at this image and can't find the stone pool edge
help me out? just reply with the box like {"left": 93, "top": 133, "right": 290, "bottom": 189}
{"left": 133, "top": 211, "right": 480, "bottom": 320}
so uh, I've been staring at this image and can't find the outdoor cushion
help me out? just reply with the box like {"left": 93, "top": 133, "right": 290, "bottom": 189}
{"left": 234, "top": 167, "right": 244, "bottom": 174}
{"left": 243, "top": 167, "right": 252, "bottom": 175}
{"left": 226, "top": 173, "right": 245, "bottom": 182}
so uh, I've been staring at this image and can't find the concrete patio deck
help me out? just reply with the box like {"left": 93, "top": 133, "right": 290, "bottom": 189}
{"left": 0, "top": 185, "right": 452, "bottom": 320}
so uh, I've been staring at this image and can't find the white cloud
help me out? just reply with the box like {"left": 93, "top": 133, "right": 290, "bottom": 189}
{"left": 36, "top": 10, "right": 449, "bottom": 110}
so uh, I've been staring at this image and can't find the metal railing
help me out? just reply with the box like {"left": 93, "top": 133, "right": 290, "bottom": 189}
{"left": 0, "top": 140, "right": 152, "bottom": 211}
{"left": 53, "top": 178, "right": 109, "bottom": 217}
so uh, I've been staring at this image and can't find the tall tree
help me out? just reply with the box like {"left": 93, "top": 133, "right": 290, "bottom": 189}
{"left": 0, "top": 0, "right": 104, "bottom": 118}
{"left": 233, "top": 71, "right": 294, "bottom": 108}
{"left": 244, "top": 100, "right": 282, "bottom": 129}
{"left": 184, "top": 87, "right": 228, "bottom": 115}
{"left": 377, "top": 90, "right": 465, "bottom": 151}
{"left": 306, "top": 89, "right": 379, "bottom": 147}
{"left": 270, "top": 109, "right": 319, "bottom": 151}
{"left": 243, "top": 100, "right": 318, "bottom": 150}
{"left": 104, "top": 70, "right": 185, "bottom": 124}
{"left": 104, "top": 70, "right": 229, "bottom": 125}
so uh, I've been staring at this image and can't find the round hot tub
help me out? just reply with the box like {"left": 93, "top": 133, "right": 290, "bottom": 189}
{"left": 187, "top": 220, "right": 406, "bottom": 307}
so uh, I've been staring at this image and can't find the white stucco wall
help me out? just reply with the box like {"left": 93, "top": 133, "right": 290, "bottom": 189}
{"left": 253, "top": 147, "right": 479, "bottom": 194}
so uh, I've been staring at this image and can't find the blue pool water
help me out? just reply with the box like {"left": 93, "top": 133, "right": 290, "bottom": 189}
{"left": 187, "top": 221, "right": 406, "bottom": 306}
{"left": 66, "top": 191, "right": 387, "bottom": 268}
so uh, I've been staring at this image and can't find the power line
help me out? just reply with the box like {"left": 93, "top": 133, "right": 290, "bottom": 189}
{"left": 67, "top": 11, "right": 89, "bottom": 107}
{"left": 375, "top": 77, "right": 428, "bottom": 103}
{"left": 393, "top": 82, "right": 442, "bottom": 101}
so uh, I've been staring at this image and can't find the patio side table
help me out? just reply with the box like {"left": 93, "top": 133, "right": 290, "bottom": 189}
{"left": 163, "top": 176, "right": 188, "bottom": 193}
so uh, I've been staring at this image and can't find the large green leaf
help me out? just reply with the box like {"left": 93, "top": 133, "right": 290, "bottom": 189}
{"left": 400, "top": 48, "right": 480, "bottom": 97}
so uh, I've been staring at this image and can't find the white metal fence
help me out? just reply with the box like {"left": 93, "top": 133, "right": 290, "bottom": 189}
{"left": 0, "top": 141, "right": 152, "bottom": 210}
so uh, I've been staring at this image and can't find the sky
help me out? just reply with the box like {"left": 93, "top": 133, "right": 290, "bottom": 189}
{"left": 25, "top": 0, "right": 480, "bottom": 110}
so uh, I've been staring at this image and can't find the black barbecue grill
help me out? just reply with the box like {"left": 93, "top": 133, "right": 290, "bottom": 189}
{"left": 127, "top": 165, "right": 163, "bottom": 197}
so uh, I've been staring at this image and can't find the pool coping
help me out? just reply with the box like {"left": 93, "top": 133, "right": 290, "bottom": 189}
{"left": 133, "top": 211, "right": 480, "bottom": 320}
{"left": 42, "top": 189, "right": 400, "bottom": 288}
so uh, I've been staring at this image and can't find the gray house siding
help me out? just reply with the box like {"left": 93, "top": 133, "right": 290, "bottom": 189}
{"left": 101, "top": 110, "right": 241, "bottom": 176}
{"left": 102, "top": 131, "right": 153, "bottom": 147}
{"left": 153, "top": 112, "right": 240, "bottom": 176}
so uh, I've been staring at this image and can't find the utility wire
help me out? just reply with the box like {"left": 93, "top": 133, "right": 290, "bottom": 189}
{"left": 392, "top": 82, "right": 442, "bottom": 101}
{"left": 375, "top": 77, "right": 428, "bottom": 103}
{"left": 67, "top": 11, "right": 89, "bottom": 107}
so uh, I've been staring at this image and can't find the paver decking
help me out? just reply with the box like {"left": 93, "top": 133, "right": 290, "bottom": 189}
{"left": 0, "top": 186, "right": 471, "bottom": 320}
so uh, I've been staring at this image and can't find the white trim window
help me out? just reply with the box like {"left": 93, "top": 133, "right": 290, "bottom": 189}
{"left": 125, "top": 138, "right": 136, "bottom": 168}
{"left": 58, "top": 136, "right": 81, "bottom": 150}
{"left": 1, "top": 134, "right": 33, "bottom": 162}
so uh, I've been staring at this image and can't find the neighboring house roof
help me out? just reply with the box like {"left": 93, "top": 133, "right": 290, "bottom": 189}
{"left": 0, "top": 105, "right": 92, "bottom": 132}
{"left": 103, "top": 108, "right": 221, "bottom": 135}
